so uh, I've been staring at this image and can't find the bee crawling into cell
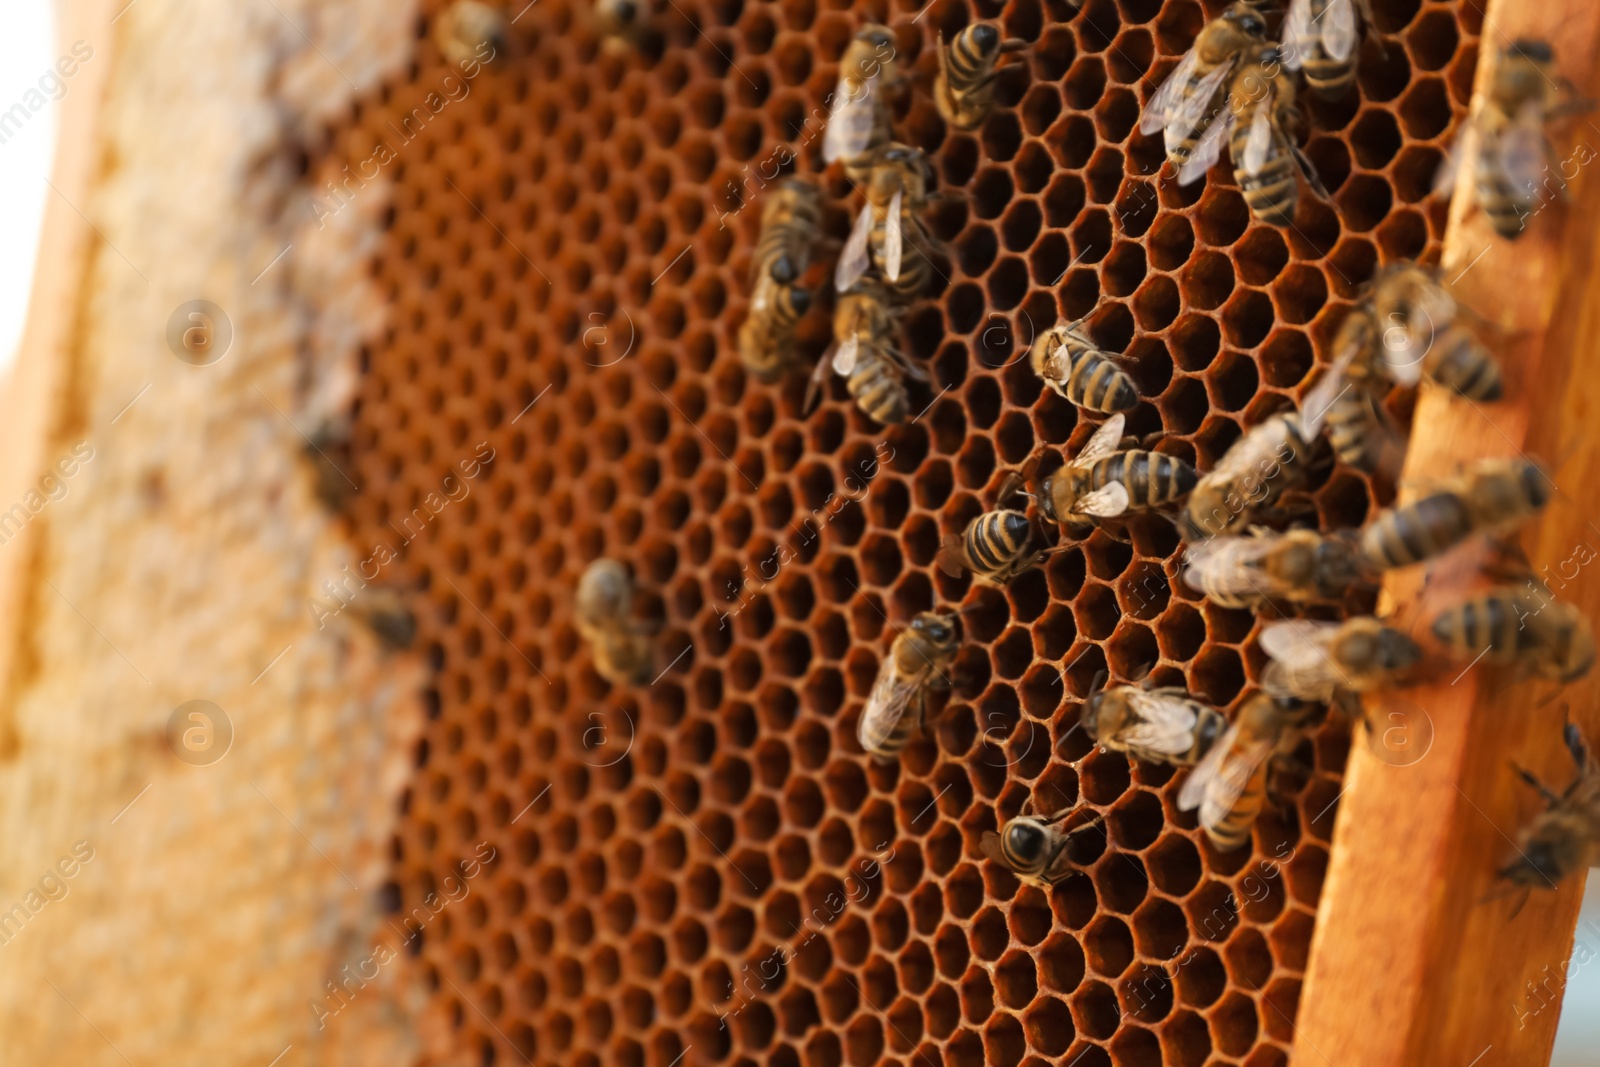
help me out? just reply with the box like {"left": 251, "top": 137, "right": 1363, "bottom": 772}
{"left": 980, "top": 799, "right": 1105, "bottom": 888}
{"left": 575, "top": 559, "right": 659, "bottom": 687}
{"left": 1177, "top": 692, "right": 1325, "bottom": 851}
{"left": 1499, "top": 720, "right": 1600, "bottom": 891}
{"left": 1080, "top": 670, "right": 1227, "bottom": 767}
{"left": 937, "top": 472, "right": 1064, "bottom": 587}
{"left": 857, "top": 610, "right": 964, "bottom": 761}
{"left": 1036, "top": 412, "right": 1200, "bottom": 536}
{"left": 1435, "top": 39, "right": 1598, "bottom": 240}
{"left": 934, "top": 21, "right": 1028, "bottom": 130}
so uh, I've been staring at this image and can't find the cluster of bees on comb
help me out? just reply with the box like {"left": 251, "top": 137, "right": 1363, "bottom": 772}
{"left": 541, "top": 0, "right": 1600, "bottom": 985}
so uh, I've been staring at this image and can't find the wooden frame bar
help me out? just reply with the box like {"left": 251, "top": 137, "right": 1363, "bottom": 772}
{"left": 1294, "top": 1, "right": 1600, "bottom": 1062}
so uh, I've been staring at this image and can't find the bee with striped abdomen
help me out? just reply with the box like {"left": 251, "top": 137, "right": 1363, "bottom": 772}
{"left": 1178, "top": 45, "right": 1328, "bottom": 225}
{"left": 1260, "top": 616, "right": 1423, "bottom": 703}
{"left": 1283, "top": 0, "right": 1374, "bottom": 99}
{"left": 1367, "top": 264, "right": 1503, "bottom": 401}
{"left": 858, "top": 611, "right": 962, "bottom": 760}
{"left": 1140, "top": 4, "right": 1270, "bottom": 171}
{"left": 938, "top": 473, "right": 1056, "bottom": 586}
{"left": 576, "top": 560, "right": 657, "bottom": 686}
{"left": 1432, "top": 586, "right": 1596, "bottom": 685}
{"left": 1179, "top": 357, "right": 1349, "bottom": 541}
{"left": 1437, "top": 40, "right": 1595, "bottom": 240}
{"left": 1183, "top": 527, "right": 1368, "bottom": 609}
{"left": 835, "top": 143, "right": 938, "bottom": 303}
{"left": 980, "top": 801, "right": 1104, "bottom": 888}
{"left": 1081, "top": 673, "right": 1227, "bottom": 767}
{"left": 1360, "top": 458, "right": 1550, "bottom": 570}
{"left": 1500, "top": 722, "right": 1600, "bottom": 889}
{"left": 1324, "top": 306, "right": 1407, "bottom": 476}
{"left": 935, "top": 21, "right": 1028, "bottom": 130}
{"left": 1028, "top": 317, "right": 1140, "bottom": 414}
{"left": 1036, "top": 412, "right": 1199, "bottom": 534}
{"left": 822, "top": 24, "right": 902, "bottom": 184}
{"left": 435, "top": 0, "right": 508, "bottom": 66}
{"left": 1178, "top": 693, "right": 1323, "bottom": 852}
{"left": 739, "top": 179, "right": 824, "bottom": 382}
{"left": 809, "top": 279, "right": 925, "bottom": 425}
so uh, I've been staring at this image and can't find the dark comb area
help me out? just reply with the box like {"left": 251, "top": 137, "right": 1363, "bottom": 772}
{"left": 321, "top": 0, "right": 1479, "bottom": 1063}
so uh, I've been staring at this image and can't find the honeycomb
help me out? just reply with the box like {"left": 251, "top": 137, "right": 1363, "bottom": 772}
{"left": 324, "top": 0, "right": 1481, "bottom": 1062}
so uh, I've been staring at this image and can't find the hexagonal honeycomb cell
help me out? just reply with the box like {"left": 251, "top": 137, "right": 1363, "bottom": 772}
{"left": 321, "top": 0, "right": 1476, "bottom": 1062}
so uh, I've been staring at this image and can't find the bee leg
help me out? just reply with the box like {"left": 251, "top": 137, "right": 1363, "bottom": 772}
{"left": 1511, "top": 762, "right": 1564, "bottom": 808}
{"left": 1482, "top": 538, "right": 1536, "bottom": 583}
{"left": 1562, "top": 718, "right": 1593, "bottom": 781}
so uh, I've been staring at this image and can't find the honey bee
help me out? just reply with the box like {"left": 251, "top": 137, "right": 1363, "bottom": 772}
{"left": 575, "top": 560, "right": 656, "bottom": 687}
{"left": 1360, "top": 458, "right": 1550, "bottom": 570}
{"left": 739, "top": 179, "right": 824, "bottom": 382}
{"left": 1283, "top": 0, "right": 1374, "bottom": 99}
{"left": 822, "top": 25, "right": 902, "bottom": 183}
{"left": 1260, "top": 616, "right": 1423, "bottom": 703}
{"left": 938, "top": 473, "right": 1057, "bottom": 586}
{"left": 1323, "top": 307, "right": 1406, "bottom": 476}
{"left": 1139, "top": 4, "right": 1270, "bottom": 170}
{"left": 356, "top": 587, "right": 418, "bottom": 650}
{"left": 1500, "top": 722, "right": 1600, "bottom": 889}
{"left": 1431, "top": 586, "right": 1596, "bottom": 684}
{"left": 434, "top": 0, "right": 508, "bottom": 66}
{"left": 980, "top": 800, "right": 1104, "bottom": 888}
{"left": 1028, "top": 318, "right": 1140, "bottom": 414}
{"left": 1177, "top": 693, "right": 1323, "bottom": 851}
{"left": 835, "top": 144, "right": 937, "bottom": 303}
{"left": 1081, "top": 674, "right": 1227, "bottom": 766}
{"left": 1182, "top": 527, "right": 1368, "bottom": 609}
{"left": 1366, "top": 264, "right": 1503, "bottom": 401}
{"left": 1437, "top": 40, "right": 1594, "bottom": 239}
{"left": 1178, "top": 357, "right": 1348, "bottom": 542}
{"left": 810, "top": 279, "right": 925, "bottom": 425}
{"left": 1037, "top": 412, "right": 1199, "bottom": 534}
{"left": 858, "top": 611, "right": 961, "bottom": 760}
{"left": 1177, "top": 45, "right": 1327, "bottom": 225}
{"left": 934, "top": 22, "right": 1028, "bottom": 130}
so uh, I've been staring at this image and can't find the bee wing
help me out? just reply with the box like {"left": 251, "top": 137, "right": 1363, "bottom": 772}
{"left": 1433, "top": 125, "right": 1473, "bottom": 197}
{"left": 835, "top": 204, "right": 874, "bottom": 293}
{"left": 1497, "top": 102, "right": 1550, "bottom": 197}
{"left": 750, "top": 271, "right": 773, "bottom": 313}
{"left": 1199, "top": 736, "right": 1275, "bottom": 833}
{"left": 823, "top": 75, "right": 880, "bottom": 164}
{"left": 1259, "top": 619, "right": 1345, "bottom": 698}
{"left": 1140, "top": 47, "right": 1202, "bottom": 136}
{"left": 1242, "top": 95, "right": 1275, "bottom": 178}
{"left": 833, "top": 334, "right": 861, "bottom": 376}
{"left": 1178, "top": 723, "right": 1236, "bottom": 811}
{"left": 1181, "top": 535, "right": 1274, "bottom": 598}
{"left": 1075, "top": 480, "right": 1131, "bottom": 518}
{"left": 884, "top": 186, "right": 904, "bottom": 282}
{"left": 937, "top": 532, "right": 968, "bottom": 577}
{"left": 1177, "top": 104, "right": 1236, "bottom": 186}
{"left": 1283, "top": 0, "right": 1315, "bottom": 71}
{"left": 1170, "top": 59, "right": 1237, "bottom": 147}
{"left": 1072, "top": 412, "right": 1127, "bottom": 468}
{"left": 979, "top": 830, "right": 1007, "bottom": 865}
{"left": 806, "top": 346, "right": 834, "bottom": 412}
{"left": 1321, "top": 0, "right": 1359, "bottom": 63}
{"left": 1122, "top": 690, "right": 1205, "bottom": 755}
{"left": 1298, "top": 345, "right": 1357, "bottom": 439}
{"left": 857, "top": 662, "right": 924, "bottom": 753}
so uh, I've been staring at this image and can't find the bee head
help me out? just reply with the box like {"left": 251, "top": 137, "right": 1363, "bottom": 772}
{"left": 1373, "top": 627, "right": 1423, "bottom": 672}
{"left": 971, "top": 21, "right": 1000, "bottom": 55}
{"left": 769, "top": 254, "right": 797, "bottom": 285}
{"left": 912, "top": 611, "right": 958, "bottom": 647}
{"left": 1004, "top": 818, "right": 1049, "bottom": 863}
{"left": 1225, "top": 6, "right": 1267, "bottom": 38}
{"left": 1277, "top": 540, "right": 1316, "bottom": 585}
{"left": 609, "top": 0, "right": 639, "bottom": 25}
{"left": 1036, "top": 476, "right": 1060, "bottom": 523}
{"left": 1500, "top": 822, "right": 1581, "bottom": 887}
{"left": 857, "top": 23, "right": 895, "bottom": 50}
